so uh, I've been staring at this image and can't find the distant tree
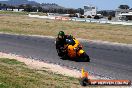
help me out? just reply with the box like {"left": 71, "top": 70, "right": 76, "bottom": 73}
{"left": 87, "top": 15, "right": 92, "bottom": 18}
{"left": 94, "top": 15, "right": 100, "bottom": 19}
{"left": 18, "top": 4, "right": 25, "bottom": 9}
{"left": 37, "top": 6, "right": 43, "bottom": 12}
{"left": 42, "top": 9, "right": 48, "bottom": 13}
{"left": 3, "top": 4, "right": 7, "bottom": 7}
{"left": 0, "top": 3, "right": 1, "bottom": 10}
{"left": 99, "top": 11, "right": 108, "bottom": 16}
{"left": 69, "top": 14, "right": 74, "bottom": 17}
{"left": 103, "top": 11, "right": 108, "bottom": 16}
{"left": 97, "top": 10, "right": 115, "bottom": 17}
{"left": 8, "top": 5, "right": 15, "bottom": 11}
{"left": 80, "top": 15, "right": 84, "bottom": 18}
{"left": 48, "top": 8, "right": 53, "bottom": 13}
{"left": 64, "top": 9, "right": 69, "bottom": 14}
{"left": 69, "top": 14, "right": 78, "bottom": 17}
{"left": 32, "top": 7, "right": 38, "bottom": 12}
{"left": 77, "top": 8, "right": 84, "bottom": 15}
{"left": 74, "top": 14, "right": 78, "bottom": 17}
{"left": 68, "top": 9, "right": 76, "bottom": 14}
{"left": 2, "top": 4, "right": 8, "bottom": 10}
{"left": 57, "top": 9, "right": 64, "bottom": 14}
{"left": 118, "top": 5, "right": 130, "bottom": 9}
{"left": 24, "top": 4, "right": 33, "bottom": 12}
{"left": 108, "top": 15, "right": 112, "bottom": 20}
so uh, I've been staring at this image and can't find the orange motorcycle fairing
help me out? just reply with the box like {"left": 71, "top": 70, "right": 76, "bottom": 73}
{"left": 67, "top": 39, "right": 85, "bottom": 58}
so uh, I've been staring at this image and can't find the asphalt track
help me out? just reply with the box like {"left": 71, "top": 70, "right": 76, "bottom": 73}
{"left": 0, "top": 34, "right": 132, "bottom": 81}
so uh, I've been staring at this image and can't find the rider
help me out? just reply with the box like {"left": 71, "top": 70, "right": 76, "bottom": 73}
{"left": 56, "top": 31, "right": 73, "bottom": 48}
{"left": 56, "top": 31, "right": 74, "bottom": 57}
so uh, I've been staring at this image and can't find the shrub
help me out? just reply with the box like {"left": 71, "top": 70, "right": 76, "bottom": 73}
{"left": 87, "top": 15, "right": 92, "bottom": 18}
{"left": 80, "top": 15, "right": 84, "bottom": 18}
{"left": 94, "top": 15, "right": 100, "bottom": 19}
{"left": 108, "top": 15, "right": 112, "bottom": 20}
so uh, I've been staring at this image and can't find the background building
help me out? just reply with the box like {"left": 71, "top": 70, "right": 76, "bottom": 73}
{"left": 115, "top": 9, "right": 132, "bottom": 21}
{"left": 84, "top": 5, "right": 97, "bottom": 16}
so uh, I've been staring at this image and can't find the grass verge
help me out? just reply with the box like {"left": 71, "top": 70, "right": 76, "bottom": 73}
{"left": 0, "top": 58, "right": 80, "bottom": 88}
{"left": 0, "top": 57, "right": 130, "bottom": 88}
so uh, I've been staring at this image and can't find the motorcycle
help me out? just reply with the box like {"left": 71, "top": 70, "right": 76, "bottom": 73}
{"left": 55, "top": 38, "right": 90, "bottom": 62}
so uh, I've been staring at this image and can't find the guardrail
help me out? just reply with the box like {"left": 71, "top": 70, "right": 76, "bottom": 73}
{"left": 28, "top": 14, "right": 132, "bottom": 25}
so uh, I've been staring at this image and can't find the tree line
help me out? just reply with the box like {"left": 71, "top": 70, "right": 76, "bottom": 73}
{"left": 0, "top": 3, "right": 131, "bottom": 19}
{"left": 0, "top": 3, "right": 84, "bottom": 15}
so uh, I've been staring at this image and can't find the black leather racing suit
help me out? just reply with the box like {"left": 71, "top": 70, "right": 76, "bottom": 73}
{"left": 56, "top": 35, "right": 71, "bottom": 57}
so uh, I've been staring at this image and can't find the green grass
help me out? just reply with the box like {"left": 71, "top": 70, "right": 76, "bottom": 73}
{"left": 0, "top": 58, "right": 25, "bottom": 65}
{"left": 0, "top": 11, "right": 132, "bottom": 44}
{"left": 0, "top": 58, "right": 81, "bottom": 88}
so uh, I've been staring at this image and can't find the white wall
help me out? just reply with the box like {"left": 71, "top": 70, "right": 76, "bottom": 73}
{"left": 13, "top": 9, "right": 24, "bottom": 12}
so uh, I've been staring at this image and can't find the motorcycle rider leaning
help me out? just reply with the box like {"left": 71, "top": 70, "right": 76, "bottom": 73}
{"left": 56, "top": 31, "right": 74, "bottom": 58}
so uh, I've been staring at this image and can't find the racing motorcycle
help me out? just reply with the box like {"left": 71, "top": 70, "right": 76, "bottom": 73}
{"left": 55, "top": 38, "right": 90, "bottom": 62}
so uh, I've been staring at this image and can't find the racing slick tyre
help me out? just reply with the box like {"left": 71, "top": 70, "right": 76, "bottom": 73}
{"left": 56, "top": 49, "right": 68, "bottom": 60}
{"left": 82, "top": 53, "right": 90, "bottom": 62}
{"left": 56, "top": 49, "right": 63, "bottom": 57}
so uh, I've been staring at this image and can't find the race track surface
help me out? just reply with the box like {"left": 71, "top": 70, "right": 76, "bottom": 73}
{"left": 0, "top": 34, "right": 132, "bottom": 80}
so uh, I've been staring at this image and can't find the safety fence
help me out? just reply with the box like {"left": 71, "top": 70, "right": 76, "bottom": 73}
{"left": 28, "top": 14, "right": 132, "bottom": 25}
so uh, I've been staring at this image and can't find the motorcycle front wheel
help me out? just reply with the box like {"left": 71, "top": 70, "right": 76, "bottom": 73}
{"left": 81, "top": 53, "right": 90, "bottom": 62}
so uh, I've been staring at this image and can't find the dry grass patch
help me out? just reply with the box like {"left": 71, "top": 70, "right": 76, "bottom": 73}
{"left": 0, "top": 14, "right": 132, "bottom": 43}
